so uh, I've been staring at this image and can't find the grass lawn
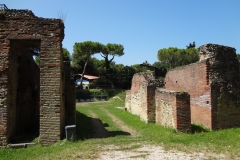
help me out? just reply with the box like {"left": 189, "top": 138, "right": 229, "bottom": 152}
{"left": 0, "top": 90, "right": 240, "bottom": 159}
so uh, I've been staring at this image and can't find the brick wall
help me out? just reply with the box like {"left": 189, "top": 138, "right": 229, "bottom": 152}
{"left": 0, "top": 108, "right": 7, "bottom": 146}
{"left": 0, "top": 9, "right": 68, "bottom": 146}
{"left": 165, "top": 60, "right": 212, "bottom": 128}
{"left": 126, "top": 72, "right": 191, "bottom": 132}
{"left": 155, "top": 88, "right": 191, "bottom": 132}
{"left": 200, "top": 44, "right": 240, "bottom": 129}
{"left": 165, "top": 44, "right": 240, "bottom": 130}
{"left": 127, "top": 73, "right": 162, "bottom": 123}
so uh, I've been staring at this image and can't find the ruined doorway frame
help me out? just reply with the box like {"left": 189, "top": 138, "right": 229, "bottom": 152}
{"left": 8, "top": 39, "right": 41, "bottom": 143}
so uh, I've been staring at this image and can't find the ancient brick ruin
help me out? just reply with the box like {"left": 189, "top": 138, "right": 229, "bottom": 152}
{"left": 125, "top": 73, "right": 161, "bottom": 123}
{"left": 0, "top": 7, "right": 76, "bottom": 146}
{"left": 125, "top": 73, "right": 191, "bottom": 132}
{"left": 126, "top": 44, "right": 240, "bottom": 131}
{"left": 165, "top": 44, "right": 240, "bottom": 130}
{"left": 155, "top": 88, "right": 191, "bottom": 132}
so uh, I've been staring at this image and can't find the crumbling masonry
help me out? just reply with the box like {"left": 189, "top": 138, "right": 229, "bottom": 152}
{"left": 165, "top": 44, "right": 240, "bottom": 130}
{"left": 126, "top": 44, "right": 240, "bottom": 131}
{"left": 0, "top": 8, "right": 76, "bottom": 146}
{"left": 125, "top": 73, "right": 191, "bottom": 132}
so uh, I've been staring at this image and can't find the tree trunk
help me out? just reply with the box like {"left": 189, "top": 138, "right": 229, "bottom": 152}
{"left": 105, "top": 55, "right": 115, "bottom": 73}
{"left": 79, "top": 58, "right": 89, "bottom": 87}
{"left": 105, "top": 57, "right": 110, "bottom": 72}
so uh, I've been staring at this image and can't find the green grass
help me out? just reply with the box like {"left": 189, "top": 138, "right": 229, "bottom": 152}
{"left": 1, "top": 91, "right": 240, "bottom": 159}
{"left": 105, "top": 104, "right": 240, "bottom": 154}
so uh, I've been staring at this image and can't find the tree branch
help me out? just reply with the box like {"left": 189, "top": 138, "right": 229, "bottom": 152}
{"left": 109, "top": 55, "right": 115, "bottom": 63}
{"left": 100, "top": 53, "right": 106, "bottom": 58}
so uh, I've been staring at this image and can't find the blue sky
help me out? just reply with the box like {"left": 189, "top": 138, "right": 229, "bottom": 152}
{"left": 2, "top": 0, "right": 240, "bottom": 66}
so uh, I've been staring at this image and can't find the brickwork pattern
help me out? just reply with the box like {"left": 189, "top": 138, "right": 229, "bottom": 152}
{"left": 126, "top": 72, "right": 191, "bottom": 132}
{"left": 0, "top": 9, "right": 68, "bottom": 146}
{"left": 155, "top": 88, "right": 191, "bottom": 132}
{"left": 165, "top": 44, "right": 240, "bottom": 130}
{"left": 127, "top": 73, "right": 161, "bottom": 123}
{"left": 200, "top": 44, "right": 240, "bottom": 129}
{"left": 165, "top": 60, "right": 212, "bottom": 128}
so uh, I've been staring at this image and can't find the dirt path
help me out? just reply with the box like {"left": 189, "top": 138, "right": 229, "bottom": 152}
{"left": 101, "top": 108, "right": 139, "bottom": 137}
{"left": 85, "top": 107, "right": 227, "bottom": 160}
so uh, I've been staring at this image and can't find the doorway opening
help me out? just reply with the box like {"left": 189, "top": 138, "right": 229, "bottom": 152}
{"left": 8, "top": 40, "right": 40, "bottom": 143}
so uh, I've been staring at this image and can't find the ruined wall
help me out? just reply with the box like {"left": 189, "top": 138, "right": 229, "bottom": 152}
{"left": 199, "top": 44, "right": 240, "bottom": 129}
{"left": 165, "top": 44, "right": 240, "bottom": 130}
{"left": 0, "top": 9, "right": 65, "bottom": 146}
{"left": 127, "top": 73, "right": 162, "bottom": 123}
{"left": 165, "top": 60, "right": 212, "bottom": 128}
{"left": 155, "top": 88, "right": 191, "bottom": 132}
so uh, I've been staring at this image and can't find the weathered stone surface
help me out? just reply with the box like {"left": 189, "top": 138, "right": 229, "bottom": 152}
{"left": 0, "top": 8, "right": 75, "bottom": 146}
{"left": 155, "top": 88, "right": 191, "bottom": 132}
{"left": 126, "top": 72, "right": 191, "bottom": 132}
{"left": 165, "top": 43, "right": 240, "bottom": 130}
{"left": 126, "top": 72, "right": 162, "bottom": 123}
{"left": 165, "top": 60, "right": 211, "bottom": 128}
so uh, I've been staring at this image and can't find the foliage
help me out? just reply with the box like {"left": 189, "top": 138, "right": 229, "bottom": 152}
{"left": 70, "top": 41, "right": 148, "bottom": 89}
{"left": 72, "top": 41, "right": 102, "bottom": 86}
{"left": 72, "top": 41, "right": 102, "bottom": 70}
{"left": 80, "top": 59, "right": 148, "bottom": 89}
{"left": 142, "top": 60, "right": 151, "bottom": 66}
{"left": 157, "top": 47, "right": 199, "bottom": 70}
{"left": 62, "top": 48, "right": 71, "bottom": 61}
{"left": 186, "top": 41, "right": 196, "bottom": 49}
{"left": 100, "top": 43, "right": 124, "bottom": 72}
{"left": 152, "top": 61, "right": 167, "bottom": 77}
{"left": 237, "top": 54, "right": 240, "bottom": 62}
{"left": 72, "top": 57, "right": 105, "bottom": 75}
{"left": 76, "top": 88, "right": 124, "bottom": 98}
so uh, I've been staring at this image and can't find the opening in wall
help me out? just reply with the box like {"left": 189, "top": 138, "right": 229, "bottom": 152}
{"left": 8, "top": 39, "right": 41, "bottom": 143}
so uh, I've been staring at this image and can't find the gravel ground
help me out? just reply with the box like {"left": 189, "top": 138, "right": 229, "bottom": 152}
{"left": 98, "top": 144, "right": 227, "bottom": 160}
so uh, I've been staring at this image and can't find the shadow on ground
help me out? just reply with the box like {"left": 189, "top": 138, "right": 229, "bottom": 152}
{"left": 191, "top": 123, "right": 210, "bottom": 133}
{"left": 76, "top": 110, "right": 130, "bottom": 140}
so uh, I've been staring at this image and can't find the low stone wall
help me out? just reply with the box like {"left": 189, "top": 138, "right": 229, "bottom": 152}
{"left": 127, "top": 73, "right": 162, "bottom": 123}
{"left": 155, "top": 88, "right": 191, "bottom": 132}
